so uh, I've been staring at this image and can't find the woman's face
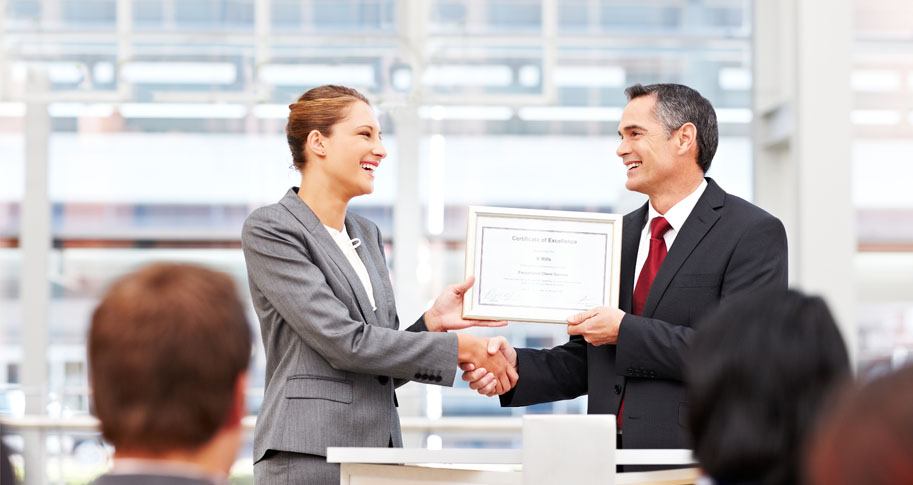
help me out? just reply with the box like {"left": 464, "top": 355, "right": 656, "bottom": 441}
{"left": 319, "top": 100, "right": 387, "bottom": 199}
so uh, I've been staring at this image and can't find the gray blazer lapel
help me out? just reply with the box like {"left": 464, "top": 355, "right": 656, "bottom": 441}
{"left": 345, "top": 216, "right": 395, "bottom": 328}
{"left": 641, "top": 178, "right": 724, "bottom": 317}
{"left": 278, "top": 188, "right": 381, "bottom": 326}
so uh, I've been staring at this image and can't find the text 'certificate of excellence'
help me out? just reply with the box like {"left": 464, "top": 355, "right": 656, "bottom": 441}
{"left": 463, "top": 206, "right": 623, "bottom": 324}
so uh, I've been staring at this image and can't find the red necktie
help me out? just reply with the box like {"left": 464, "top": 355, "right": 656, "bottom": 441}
{"left": 632, "top": 217, "right": 672, "bottom": 317}
{"left": 619, "top": 216, "right": 672, "bottom": 430}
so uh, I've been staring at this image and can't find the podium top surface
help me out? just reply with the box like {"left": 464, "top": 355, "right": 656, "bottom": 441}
{"left": 326, "top": 447, "right": 695, "bottom": 466}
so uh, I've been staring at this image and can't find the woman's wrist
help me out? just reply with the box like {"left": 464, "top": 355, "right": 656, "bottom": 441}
{"left": 456, "top": 333, "right": 484, "bottom": 362}
{"left": 456, "top": 333, "right": 471, "bottom": 361}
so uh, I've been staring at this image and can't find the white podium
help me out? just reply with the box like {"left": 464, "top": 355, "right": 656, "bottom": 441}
{"left": 328, "top": 415, "right": 698, "bottom": 485}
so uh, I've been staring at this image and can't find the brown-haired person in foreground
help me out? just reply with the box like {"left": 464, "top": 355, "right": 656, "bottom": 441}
{"left": 806, "top": 364, "right": 913, "bottom": 485}
{"left": 89, "top": 263, "right": 252, "bottom": 485}
{"left": 241, "top": 85, "right": 516, "bottom": 484}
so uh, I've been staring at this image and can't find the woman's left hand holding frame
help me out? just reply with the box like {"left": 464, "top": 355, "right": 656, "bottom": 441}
{"left": 424, "top": 275, "right": 508, "bottom": 332}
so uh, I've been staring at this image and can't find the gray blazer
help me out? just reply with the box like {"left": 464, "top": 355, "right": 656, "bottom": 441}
{"left": 242, "top": 188, "right": 458, "bottom": 462}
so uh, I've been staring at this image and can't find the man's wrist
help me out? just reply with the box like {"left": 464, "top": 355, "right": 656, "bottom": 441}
{"left": 424, "top": 309, "right": 441, "bottom": 332}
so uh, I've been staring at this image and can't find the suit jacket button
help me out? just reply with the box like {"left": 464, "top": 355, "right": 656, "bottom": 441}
{"left": 414, "top": 373, "right": 422, "bottom": 379}
{"left": 434, "top": 375, "right": 442, "bottom": 382}
{"left": 378, "top": 376, "right": 389, "bottom": 385}
{"left": 614, "top": 385, "right": 621, "bottom": 394}
{"left": 422, "top": 374, "right": 430, "bottom": 380}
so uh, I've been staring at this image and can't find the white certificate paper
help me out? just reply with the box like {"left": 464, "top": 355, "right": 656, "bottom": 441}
{"left": 463, "top": 207, "right": 622, "bottom": 324}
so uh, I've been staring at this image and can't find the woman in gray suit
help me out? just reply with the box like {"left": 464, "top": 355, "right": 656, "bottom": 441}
{"left": 242, "top": 85, "right": 517, "bottom": 484}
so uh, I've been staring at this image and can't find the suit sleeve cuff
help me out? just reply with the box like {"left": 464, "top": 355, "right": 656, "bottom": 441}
{"left": 406, "top": 314, "right": 429, "bottom": 333}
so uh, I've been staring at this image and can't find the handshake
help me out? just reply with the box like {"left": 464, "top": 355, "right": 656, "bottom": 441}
{"left": 424, "top": 276, "right": 520, "bottom": 396}
{"left": 456, "top": 335, "right": 517, "bottom": 397}
{"left": 449, "top": 305, "right": 623, "bottom": 397}
{"left": 429, "top": 276, "right": 622, "bottom": 397}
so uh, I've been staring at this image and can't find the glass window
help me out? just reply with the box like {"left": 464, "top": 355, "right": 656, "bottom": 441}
{"left": 2, "top": 0, "right": 757, "bottom": 479}
{"left": 63, "top": 0, "right": 117, "bottom": 27}
{"left": 852, "top": 0, "right": 913, "bottom": 375}
{"left": 0, "top": 101, "right": 23, "bottom": 418}
{"left": 6, "top": 364, "right": 19, "bottom": 385}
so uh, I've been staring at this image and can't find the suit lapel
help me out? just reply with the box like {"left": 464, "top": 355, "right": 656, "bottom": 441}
{"left": 278, "top": 188, "right": 381, "bottom": 327}
{"left": 592, "top": 203, "right": 646, "bottom": 401}
{"left": 619, "top": 204, "right": 648, "bottom": 313}
{"left": 641, "top": 178, "right": 725, "bottom": 317}
{"left": 345, "top": 216, "right": 394, "bottom": 328}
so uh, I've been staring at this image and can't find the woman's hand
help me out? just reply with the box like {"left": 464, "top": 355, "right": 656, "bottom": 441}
{"left": 456, "top": 334, "right": 518, "bottom": 395}
{"left": 460, "top": 336, "right": 518, "bottom": 397}
{"left": 424, "top": 276, "right": 507, "bottom": 332}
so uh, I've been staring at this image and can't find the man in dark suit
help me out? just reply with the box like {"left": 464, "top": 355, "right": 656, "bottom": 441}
{"left": 89, "top": 264, "right": 251, "bottom": 484}
{"left": 463, "top": 83, "right": 788, "bottom": 452}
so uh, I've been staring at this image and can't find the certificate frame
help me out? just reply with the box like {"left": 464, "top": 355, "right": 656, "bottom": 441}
{"left": 463, "top": 206, "right": 623, "bottom": 324}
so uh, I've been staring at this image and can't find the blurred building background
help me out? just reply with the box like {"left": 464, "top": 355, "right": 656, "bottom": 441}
{"left": 0, "top": 0, "right": 912, "bottom": 483}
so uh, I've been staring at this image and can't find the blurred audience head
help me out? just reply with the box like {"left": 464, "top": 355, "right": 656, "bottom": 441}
{"left": 88, "top": 263, "right": 251, "bottom": 475}
{"left": 687, "top": 288, "right": 850, "bottom": 485}
{"left": 806, "top": 364, "right": 913, "bottom": 485}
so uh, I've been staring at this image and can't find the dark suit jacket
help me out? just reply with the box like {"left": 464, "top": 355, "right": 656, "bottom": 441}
{"left": 501, "top": 178, "right": 788, "bottom": 449}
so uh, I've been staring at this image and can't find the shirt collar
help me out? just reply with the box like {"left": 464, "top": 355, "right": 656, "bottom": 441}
{"left": 324, "top": 223, "right": 350, "bottom": 240}
{"left": 647, "top": 178, "right": 708, "bottom": 232}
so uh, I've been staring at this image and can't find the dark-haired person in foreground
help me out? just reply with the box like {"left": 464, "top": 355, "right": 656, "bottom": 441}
{"left": 806, "top": 364, "right": 913, "bottom": 485}
{"left": 464, "top": 83, "right": 789, "bottom": 457}
{"left": 687, "top": 289, "right": 850, "bottom": 485}
{"left": 89, "top": 263, "right": 252, "bottom": 485}
{"left": 1, "top": 424, "right": 16, "bottom": 484}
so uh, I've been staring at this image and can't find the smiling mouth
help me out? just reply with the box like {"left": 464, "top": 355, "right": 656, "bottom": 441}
{"left": 626, "top": 162, "right": 642, "bottom": 171}
{"left": 360, "top": 162, "right": 377, "bottom": 174}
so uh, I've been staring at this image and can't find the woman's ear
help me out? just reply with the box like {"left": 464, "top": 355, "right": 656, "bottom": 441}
{"left": 306, "top": 129, "right": 326, "bottom": 157}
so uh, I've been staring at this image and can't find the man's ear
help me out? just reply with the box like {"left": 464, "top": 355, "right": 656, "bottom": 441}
{"left": 306, "top": 130, "right": 326, "bottom": 157}
{"left": 676, "top": 122, "right": 697, "bottom": 156}
{"left": 224, "top": 372, "right": 248, "bottom": 429}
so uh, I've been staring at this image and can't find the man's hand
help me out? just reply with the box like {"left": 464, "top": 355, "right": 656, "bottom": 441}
{"left": 566, "top": 306, "right": 626, "bottom": 346}
{"left": 425, "top": 276, "right": 507, "bottom": 332}
{"left": 460, "top": 336, "right": 517, "bottom": 397}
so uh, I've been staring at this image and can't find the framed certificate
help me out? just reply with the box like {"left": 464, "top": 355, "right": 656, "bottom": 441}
{"left": 463, "top": 206, "right": 623, "bottom": 324}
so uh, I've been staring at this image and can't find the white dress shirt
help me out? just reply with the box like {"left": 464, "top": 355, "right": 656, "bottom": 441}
{"left": 632, "top": 179, "right": 708, "bottom": 289}
{"left": 324, "top": 224, "right": 377, "bottom": 311}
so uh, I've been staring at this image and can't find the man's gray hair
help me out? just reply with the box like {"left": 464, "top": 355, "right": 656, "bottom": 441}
{"left": 624, "top": 83, "right": 719, "bottom": 173}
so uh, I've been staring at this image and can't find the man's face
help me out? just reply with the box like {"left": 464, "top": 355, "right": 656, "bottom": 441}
{"left": 616, "top": 95, "right": 682, "bottom": 197}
